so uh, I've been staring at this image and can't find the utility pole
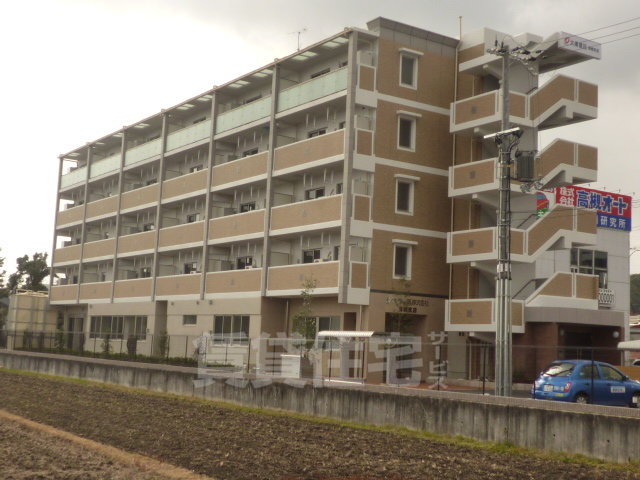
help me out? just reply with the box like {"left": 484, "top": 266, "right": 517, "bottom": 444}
{"left": 485, "top": 42, "right": 529, "bottom": 397}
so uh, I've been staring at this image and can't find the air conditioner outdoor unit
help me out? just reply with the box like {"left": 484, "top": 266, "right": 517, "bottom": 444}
{"left": 190, "top": 271, "right": 200, "bottom": 274}
{"left": 244, "top": 266, "right": 253, "bottom": 270}
{"left": 313, "top": 259, "right": 322, "bottom": 263}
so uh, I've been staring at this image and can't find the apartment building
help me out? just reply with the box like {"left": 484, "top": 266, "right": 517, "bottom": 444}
{"left": 50, "top": 18, "right": 628, "bottom": 380}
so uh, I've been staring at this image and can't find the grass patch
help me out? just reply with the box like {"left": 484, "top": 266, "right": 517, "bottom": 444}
{"left": 1, "top": 366, "right": 639, "bottom": 474}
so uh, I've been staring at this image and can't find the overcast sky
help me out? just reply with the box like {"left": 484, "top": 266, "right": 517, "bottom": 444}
{"left": 1, "top": 0, "right": 639, "bottom": 277}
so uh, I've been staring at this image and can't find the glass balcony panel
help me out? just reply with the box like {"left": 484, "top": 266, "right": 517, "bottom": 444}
{"left": 277, "top": 67, "right": 348, "bottom": 112}
{"left": 125, "top": 138, "right": 162, "bottom": 166}
{"left": 60, "top": 166, "right": 87, "bottom": 188}
{"left": 90, "top": 154, "right": 120, "bottom": 179}
{"left": 166, "top": 119, "right": 211, "bottom": 152}
{"left": 215, "top": 97, "right": 271, "bottom": 134}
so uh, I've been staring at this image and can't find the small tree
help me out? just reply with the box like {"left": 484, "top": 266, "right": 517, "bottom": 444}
{"left": 101, "top": 334, "right": 112, "bottom": 356}
{"left": 292, "top": 276, "right": 317, "bottom": 352}
{"left": 157, "top": 330, "right": 169, "bottom": 358}
{"left": 8, "top": 253, "right": 50, "bottom": 292}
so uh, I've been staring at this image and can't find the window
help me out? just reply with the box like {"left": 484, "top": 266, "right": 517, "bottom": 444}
{"left": 393, "top": 244, "right": 411, "bottom": 279}
{"left": 237, "top": 256, "right": 253, "bottom": 269}
{"left": 303, "top": 249, "right": 321, "bottom": 264}
{"left": 600, "top": 365, "right": 624, "bottom": 381}
{"left": 298, "top": 316, "right": 340, "bottom": 347}
{"left": 396, "top": 180, "right": 414, "bottom": 214}
{"left": 308, "top": 128, "right": 327, "bottom": 138}
{"left": 310, "top": 67, "right": 330, "bottom": 79}
{"left": 213, "top": 315, "right": 250, "bottom": 344}
{"left": 90, "top": 315, "right": 124, "bottom": 339}
{"left": 398, "top": 117, "right": 415, "bottom": 150}
{"left": 183, "top": 315, "right": 197, "bottom": 326}
{"left": 571, "top": 248, "right": 608, "bottom": 288}
{"left": 305, "top": 187, "right": 325, "bottom": 200}
{"left": 186, "top": 213, "right": 200, "bottom": 223}
{"left": 189, "top": 165, "right": 203, "bottom": 173}
{"left": 240, "top": 202, "right": 256, "bottom": 213}
{"left": 400, "top": 54, "right": 417, "bottom": 88}
{"left": 184, "top": 262, "right": 199, "bottom": 274}
{"left": 243, "top": 148, "right": 259, "bottom": 157}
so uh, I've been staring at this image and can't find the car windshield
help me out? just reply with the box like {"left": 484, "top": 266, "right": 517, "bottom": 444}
{"left": 541, "top": 362, "right": 575, "bottom": 377}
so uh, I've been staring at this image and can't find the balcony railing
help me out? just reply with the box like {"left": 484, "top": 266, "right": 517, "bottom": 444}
{"left": 526, "top": 272, "right": 598, "bottom": 309}
{"left": 113, "top": 278, "right": 153, "bottom": 299}
{"left": 211, "top": 151, "right": 268, "bottom": 188}
{"left": 205, "top": 268, "right": 262, "bottom": 294}
{"left": 79, "top": 281, "right": 112, "bottom": 301}
{"left": 270, "top": 195, "right": 342, "bottom": 232}
{"left": 155, "top": 274, "right": 201, "bottom": 297}
{"left": 85, "top": 196, "right": 118, "bottom": 220}
{"left": 90, "top": 154, "right": 120, "bottom": 179}
{"left": 56, "top": 204, "right": 84, "bottom": 226}
{"left": 445, "top": 298, "right": 524, "bottom": 333}
{"left": 158, "top": 221, "right": 205, "bottom": 249}
{"left": 267, "top": 261, "right": 340, "bottom": 294}
{"left": 50, "top": 285, "right": 79, "bottom": 303}
{"left": 60, "top": 166, "right": 87, "bottom": 189}
{"left": 216, "top": 97, "right": 271, "bottom": 134}
{"left": 161, "top": 169, "right": 208, "bottom": 200}
{"left": 166, "top": 119, "right": 211, "bottom": 152}
{"left": 277, "top": 67, "right": 348, "bottom": 112}
{"left": 447, "top": 205, "right": 596, "bottom": 264}
{"left": 120, "top": 183, "right": 159, "bottom": 211}
{"left": 273, "top": 129, "right": 344, "bottom": 172}
{"left": 53, "top": 244, "right": 82, "bottom": 265}
{"left": 125, "top": 138, "right": 162, "bottom": 166}
{"left": 208, "top": 209, "right": 265, "bottom": 242}
{"left": 118, "top": 230, "right": 156, "bottom": 255}
{"left": 83, "top": 238, "right": 116, "bottom": 260}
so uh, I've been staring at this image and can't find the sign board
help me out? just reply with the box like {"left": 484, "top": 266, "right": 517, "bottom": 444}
{"left": 555, "top": 186, "right": 632, "bottom": 231}
{"left": 558, "top": 32, "right": 602, "bottom": 60}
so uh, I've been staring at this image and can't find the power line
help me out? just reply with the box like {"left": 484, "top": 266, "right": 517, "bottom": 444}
{"left": 578, "top": 16, "right": 640, "bottom": 36}
{"left": 601, "top": 32, "right": 640, "bottom": 45}
{"left": 589, "top": 25, "right": 640, "bottom": 41}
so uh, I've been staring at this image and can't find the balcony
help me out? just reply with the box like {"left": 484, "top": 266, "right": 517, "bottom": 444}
{"left": 358, "top": 64, "right": 375, "bottom": 92}
{"left": 114, "top": 278, "right": 153, "bottom": 299}
{"left": 350, "top": 261, "right": 368, "bottom": 289}
{"left": 270, "top": 195, "right": 342, "bottom": 234}
{"left": 155, "top": 274, "right": 201, "bottom": 297}
{"left": 208, "top": 209, "right": 265, "bottom": 243}
{"left": 79, "top": 282, "right": 112, "bottom": 301}
{"left": 445, "top": 298, "right": 524, "bottom": 333}
{"left": 538, "top": 139, "right": 597, "bottom": 187}
{"left": 125, "top": 138, "right": 162, "bottom": 167}
{"left": 120, "top": 183, "right": 159, "bottom": 211}
{"left": 90, "top": 154, "right": 120, "bottom": 179}
{"left": 273, "top": 130, "right": 344, "bottom": 172}
{"left": 447, "top": 205, "right": 596, "bottom": 264}
{"left": 83, "top": 238, "right": 116, "bottom": 261}
{"left": 53, "top": 244, "right": 81, "bottom": 265}
{"left": 277, "top": 67, "right": 348, "bottom": 113}
{"left": 216, "top": 97, "right": 271, "bottom": 134}
{"left": 166, "top": 119, "right": 211, "bottom": 153}
{"left": 356, "top": 129, "right": 374, "bottom": 156}
{"left": 352, "top": 195, "right": 371, "bottom": 222}
{"left": 60, "top": 166, "right": 87, "bottom": 189}
{"left": 118, "top": 230, "right": 156, "bottom": 255}
{"left": 450, "top": 75, "right": 597, "bottom": 135}
{"left": 267, "top": 261, "right": 339, "bottom": 295}
{"left": 211, "top": 152, "right": 268, "bottom": 189}
{"left": 56, "top": 204, "right": 84, "bottom": 227}
{"left": 161, "top": 169, "right": 208, "bottom": 201}
{"left": 205, "top": 268, "right": 262, "bottom": 294}
{"left": 85, "top": 196, "right": 118, "bottom": 220}
{"left": 526, "top": 272, "right": 598, "bottom": 309}
{"left": 158, "top": 221, "right": 205, "bottom": 250}
{"left": 50, "top": 285, "right": 79, "bottom": 303}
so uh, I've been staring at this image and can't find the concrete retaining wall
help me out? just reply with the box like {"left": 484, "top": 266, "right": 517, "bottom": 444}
{"left": 1, "top": 350, "right": 639, "bottom": 463}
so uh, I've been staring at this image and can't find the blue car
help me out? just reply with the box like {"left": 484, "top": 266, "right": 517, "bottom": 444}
{"left": 531, "top": 360, "right": 640, "bottom": 407}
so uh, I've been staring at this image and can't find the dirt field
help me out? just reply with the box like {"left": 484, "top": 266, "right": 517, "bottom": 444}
{"left": 0, "top": 415, "right": 193, "bottom": 480}
{"left": 0, "top": 370, "right": 637, "bottom": 480}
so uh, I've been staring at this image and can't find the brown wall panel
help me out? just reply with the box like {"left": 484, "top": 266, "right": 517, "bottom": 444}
{"left": 54, "top": 245, "right": 82, "bottom": 264}
{"left": 575, "top": 275, "right": 598, "bottom": 300}
{"left": 539, "top": 273, "right": 572, "bottom": 297}
{"left": 449, "top": 300, "right": 492, "bottom": 325}
{"left": 50, "top": 285, "right": 78, "bottom": 302}
{"left": 353, "top": 195, "right": 370, "bottom": 221}
{"left": 161, "top": 169, "right": 208, "bottom": 200}
{"left": 273, "top": 130, "right": 344, "bottom": 171}
{"left": 118, "top": 231, "right": 156, "bottom": 254}
{"left": 578, "top": 81, "right": 598, "bottom": 107}
{"left": 114, "top": 278, "right": 152, "bottom": 298}
{"left": 83, "top": 238, "right": 116, "bottom": 260}
{"left": 358, "top": 65, "right": 375, "bottom": 91}
{"left": 451, "top": 229, "right": 494, "bottom": 256}
{"left": 121, "top": 184, "right": 159, "bottom": 211}
{"left": 576, "top": 209, "right": 597, "bottom": 235}
{"left": 155, "top": 274, "right": 201, "bottom": 296}
{"left": 454, "top": 92, "right": 497, "bottom": 124}
{"left": 208, "top": 210, "right": 265, "bottom": 240}
{"left": 350, "top": 262, "right": 368, "bottom": 288}
{"left": 539, "top": 139, "right": 574, "bottom": 176}
{"left": 267, "top": 262, "right": 339, "bottom": 291}
{"left": 356, "top": 129, "right": 373, "bottom": 156}
{"left": 271, "top": 195, "right": 341, "bottom": 230}
{"left": 530, "top": 76, "right": 574, "bottom": 119}
{"left": 452, "top": 159, "right": 495, "bottom": 190}
{"left": 158, "top": 221, "right": 205, "bottom": 248}
{"left": 458, "top": 44, "right": 485, "bottom": 64}
{"left": 57, "top": 205, "right": 85, "bottom": 226}
{"left": 206, "top": 269, "right": 262, "bottom": 294}
{"left": 86, "top": 196, "right": 118, "bottom": 219}
{"left": 528, "top": 206, "right": 574, "bottom": 254}
{"left": 577, "top": 144, "right": 597, "bottom": 171}
{"left": 211, "top": 152, "right": 268, "bottom": 187}
{"left": 79, "top": 282, "right": 112, "bottom": 300}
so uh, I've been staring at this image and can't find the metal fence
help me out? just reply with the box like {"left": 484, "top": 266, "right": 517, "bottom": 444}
{"left": 1, "top": 330, "right": 637, "bottom": 393}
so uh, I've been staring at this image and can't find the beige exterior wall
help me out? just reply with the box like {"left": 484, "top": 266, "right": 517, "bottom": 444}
{"left": 452, "top": 159, "right": 495, "bottom": 190}
{"left": 86, "top": 196, "right": 118, "bottom": 219}
{"left": 114, "top": 278, "right": 153, "bottom": 298}
{"left": 211, "top": 152, "right": 268, "bottom": 187}
{"left": 356, "top": 129, "right": 373, "bottom": 155}
{"left": 576, "top": 274, "right": 598, "bottom": 299}
{"left": 57, "top": 205, "right": 84, "bottom": 226}
{"left": 370, "top": 230, "right": 448, "bottom": 297}
{"left": 273, "top": 130, "right": 344, "bottom": 171}
{"left": 528, "top": 206, "right": 574, "bottom": 254}
{"left": 268, "top": 262, "right": 339, "bottom": 291}
{"left": 161, "top": 169, "right": 208, "bottom": 200}
{"left": 83, "top": 238, "right": 116, "bottom": 260}
{"left": 509, "top": 92, "right": 526, "bottom": 118}
{"left": 7, "top": 293, "right": 57, "bottom": 332}
{"left": 511, "top": 230, "right": 524, "bottom": 256}
{"left": 450, "top": 300, "right": 492, "bottom": 325}
{"left": 539, "top": 139, "right": 574, "bottom": 176}
{"left": 512, "top": 302, "right": 523, "bottom": 327}
{"left": 158, "top": 221, "right": 205, "bottom": 248}
{"left": 121, "top": 184, "right": 159, "bottom": 211}
{"left": 79, "top": 282, "right": 112, "bottom": 301}
{"left": 454, "top": 92, "right": 497, "bottom": 125}
{"left": 208, "top": 210, "right": 265, "bottom": 240}
{"left": 450, "top": 229, "right": 493, "bottom": 257}
{"left": 353, "top": 195, "right": 370, "bottom": 221}
{"left": 539, "top": 273, "right": 572, "bottom": 297}
{"left": 458, "top": 44, "right": 485, "bottom": 64}
{"left": 578, "top": 81, "right": 598, "bottom": 107}
{"left": 372, "top": 164, "right": 449, "bottom": 231}
{"left": 576, "top": 208, "right": 597, "bottom": 235}
{"left": 54, "top": 244, "right": 82, "bottom": 264}
{"left": 530, "top": 76, "right": 574, "bottom": 119}
{"left": 577, "top": 144, "right": 597, "bottom": 170}
{"left": 358, "top": 65, "right": 375, "bottom": 91}
{"left": 156, "top": 274, "right": 201, "bottom": 296}
{"left": 375, "top": 100, "right": 452, "bottom": 171}
{"left": 271, "top": 195, "right": 341, "bottom": 230}
{"left": 350, "top": 262, "right": 368, "bottom": 288}
{"left": 376, "top": 38, "right": 455, "bottom": 110}
{"left": 118, "top": 231, "right": 156, "bottom": 254}
{"left": 205, "top": 269, "right": 262, "bottom": 294}
{"left": 50, "top": 285, "right": 78, "bottom": 302}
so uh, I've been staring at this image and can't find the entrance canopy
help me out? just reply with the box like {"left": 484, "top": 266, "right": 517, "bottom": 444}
{"left": 617, "top": 340, "right": 640, "bottom": 350}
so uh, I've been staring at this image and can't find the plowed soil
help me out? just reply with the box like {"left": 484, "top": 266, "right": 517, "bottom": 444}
{"left": 0, "top": 370, "right": 637, "bottom": 480}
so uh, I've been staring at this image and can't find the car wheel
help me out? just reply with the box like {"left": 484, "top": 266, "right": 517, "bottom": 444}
{"left": 574, "top": 393, "right": 589, "bottom": 404}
